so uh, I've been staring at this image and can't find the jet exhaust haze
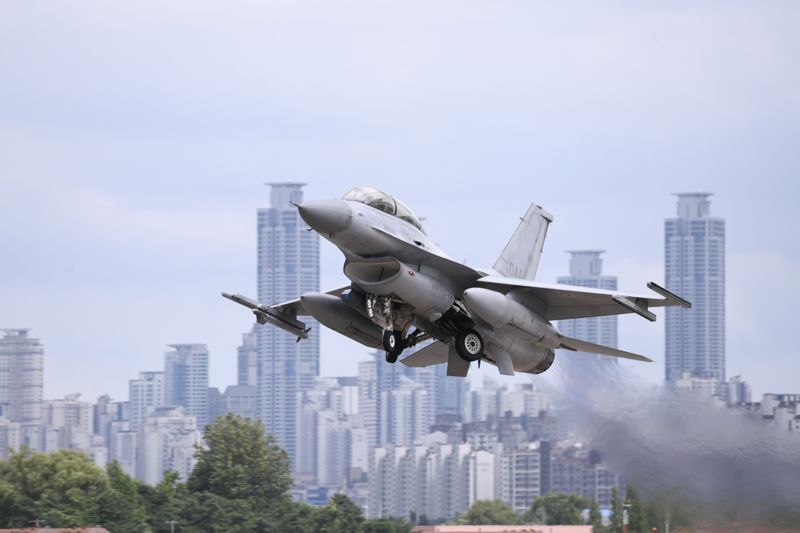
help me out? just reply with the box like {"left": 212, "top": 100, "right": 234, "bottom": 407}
{"left": 545, "top": 354, "right": 800, "bottom": 518}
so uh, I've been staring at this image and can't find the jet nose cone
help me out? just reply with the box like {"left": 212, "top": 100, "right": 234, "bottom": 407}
{"left": 298, "top": 199, "right": 353, "bottom": 234}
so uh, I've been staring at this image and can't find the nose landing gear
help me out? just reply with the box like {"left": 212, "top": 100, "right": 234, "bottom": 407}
{"left": 383, "top": 330, "right": 404, "bottom": 363}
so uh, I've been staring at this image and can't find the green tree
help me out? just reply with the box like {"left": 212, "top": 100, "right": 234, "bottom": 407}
{"left": 0, "top": 447, "right": 109, "bottom": 528}
{"left": 361, "top": 517, "right": 414, "bottom": 533}
{"left": 96, "top": 461, "right": 148, "bottom": 533}
{"left": 524, "top": 493, "right": 587, "bottom": 525}
{"left": 626, "top": 485, "right": 649, "bottom": 533}
{"left": 609, "top": 486, "right": 623, "bottom": 533}
{"left": 313, "top": 493, "right": 365, "bottom": 532}
{"left": 188, "top": 413, "right": 291, "bottom": 502}
{"left": 454, "top": 500, "right": 520, "bottom": 525}
{"left": 139, "top": 472, "right": 186, "bottom": 533}
{"left": 588, "top": 497, "right": 606, "bottom": 533}
{"left": 180, "top": 414, "right": 297, "bottom": 532}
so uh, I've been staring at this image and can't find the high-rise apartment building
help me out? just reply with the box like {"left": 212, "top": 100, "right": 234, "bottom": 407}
{"left": 136, "top": 406, "right": 201, "bottom": 484}
{"left": 557, "top": 251, "right": 618, "bottom": 362}
{"left": 665, "top": 193, "right": 725, "bottom": 383}
{"left": 129, "top": 371, "right": 165, "bottom": 432}
{"left": 0, "top": 329, "right": 44, "bottom": 423}
{"left": 257, "top": 183, "right": 320, "bottom": 465}
{"left": 358, "top": 350, "right": 442, "bottom": 447}
{"left": 164, "top": 344, "right": 210, "bottom": 429}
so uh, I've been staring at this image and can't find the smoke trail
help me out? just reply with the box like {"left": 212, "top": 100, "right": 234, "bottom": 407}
{"left": 543, "top": 354, "right": 800, "bottom": 517}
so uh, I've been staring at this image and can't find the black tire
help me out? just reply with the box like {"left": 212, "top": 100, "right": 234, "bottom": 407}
{"left": 455, "top": 329, "right": 484, "bottom": 362}
{"left": 383, "top": 330, "right": 403, "bottom": 363}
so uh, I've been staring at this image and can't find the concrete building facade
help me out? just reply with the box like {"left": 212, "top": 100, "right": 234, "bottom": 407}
{"left": 129, "top": 371, "right": 165, "bottom": 432}
{"left": 136, "top": 406, "right": 201, "bottom": 484}
{"left": 164, "top": 343, "right": 210, "bottom": 429}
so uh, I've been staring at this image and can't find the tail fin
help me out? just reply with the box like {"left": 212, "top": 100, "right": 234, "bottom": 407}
{"left": 493, "top": 204, "right": 553, "bottom": 281}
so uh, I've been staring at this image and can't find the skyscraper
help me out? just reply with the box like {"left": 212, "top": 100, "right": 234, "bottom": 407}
{"left": 257, "top": 183, "right": 320, "bottom": 465}
{"left": 0, "top": 329, "right": 44, "bottom": 424}
{"left": 557, "top": 251, "right": 618, "bottom": 361}
{"left": 164, "top": 344, "right": 210, "bottom": 429}
{"left": 664, "top": 193, "right": 725, "bottom": 384}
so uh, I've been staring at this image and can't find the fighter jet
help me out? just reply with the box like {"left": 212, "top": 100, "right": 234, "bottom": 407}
{"left": 223, "top": 186, "right": 690, "bottom": 377}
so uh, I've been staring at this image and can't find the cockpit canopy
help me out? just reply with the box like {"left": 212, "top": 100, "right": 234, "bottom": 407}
{"left": 342, "top": 186, "right": 424, "bottom": 231}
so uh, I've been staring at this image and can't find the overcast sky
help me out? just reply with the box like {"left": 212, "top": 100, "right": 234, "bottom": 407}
{"left": 1, "top": 1, "right": 798, "bottom": 402}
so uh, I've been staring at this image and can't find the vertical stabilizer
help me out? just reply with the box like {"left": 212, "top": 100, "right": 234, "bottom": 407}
{"left": 493, "top": 204, "right": 553, "bottom": 281}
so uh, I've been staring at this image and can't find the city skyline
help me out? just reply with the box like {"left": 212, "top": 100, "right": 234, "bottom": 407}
{"left": 2, "top": 2, "right": 798, "bottom": 401}
{"left": 1, "top": 185, "right": 793, "bottom": 401}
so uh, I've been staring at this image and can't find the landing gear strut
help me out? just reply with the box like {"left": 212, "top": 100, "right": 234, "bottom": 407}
{"left": 455, "top": 329, "right": 484, "bottom": 363}
{"left": 383, "top": 330, "right": 404, "bottom": 363}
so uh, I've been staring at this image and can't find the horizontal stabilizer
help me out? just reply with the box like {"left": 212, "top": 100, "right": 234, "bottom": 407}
{"left": 401, "top": 341, "right": 449, "bottom": 368}
{"left": 559, "top": 335, "right": 652, "bottom": 363}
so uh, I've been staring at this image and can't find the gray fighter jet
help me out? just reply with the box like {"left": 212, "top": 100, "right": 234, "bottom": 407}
{"left": 223, "top": 186, "right": 690, "bottom": 377}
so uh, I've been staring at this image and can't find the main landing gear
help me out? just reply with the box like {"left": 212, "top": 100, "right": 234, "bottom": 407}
{"left": 455, "top": 329, "right": 484, "bottom": 363}
{"left": 383, "top": 326, "right": 483, "bottom": 365}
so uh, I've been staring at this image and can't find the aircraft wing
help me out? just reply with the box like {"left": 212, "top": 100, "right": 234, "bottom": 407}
{"left": 222, "top": 285, "right": 350, "bottom": 340}
{"left": 370, "top": 226, "right": 483, "bottom": 287}
{"left": 477, "top": 276, "right": 690, "bottom": 321}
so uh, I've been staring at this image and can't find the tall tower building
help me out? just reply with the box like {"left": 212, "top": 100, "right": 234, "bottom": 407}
{"left": 257, "top": 183, "right": 320, "bottom": 465}
{"left": 0, "top": 329, "right": 44, "bottom": 423}
{"left": 164, "top": 344, "right": 210, "bottom": 429}
{"left": 557, "top": 251, "right": 618, "bottom": 358}
{"left": 664, "top": 193, "right": 725, "bottom": 384}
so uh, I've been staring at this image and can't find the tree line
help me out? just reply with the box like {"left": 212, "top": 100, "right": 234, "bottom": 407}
{"left": 452, "top": 488, "right": 687, "bottom": 533}
{"left": 1, "top": 414, "right": 797, "bottom": 532}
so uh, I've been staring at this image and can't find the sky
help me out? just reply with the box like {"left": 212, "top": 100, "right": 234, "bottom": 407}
{"left": 1, "top": 1, "right": 798, "bottom": 402}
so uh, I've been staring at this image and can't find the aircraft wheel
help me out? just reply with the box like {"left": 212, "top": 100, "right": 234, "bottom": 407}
{"left": 455, "top": 329, "right": 484, "bottom": 362}
{"left": 383, "top": 330, "right": 403, "bottom": 363}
